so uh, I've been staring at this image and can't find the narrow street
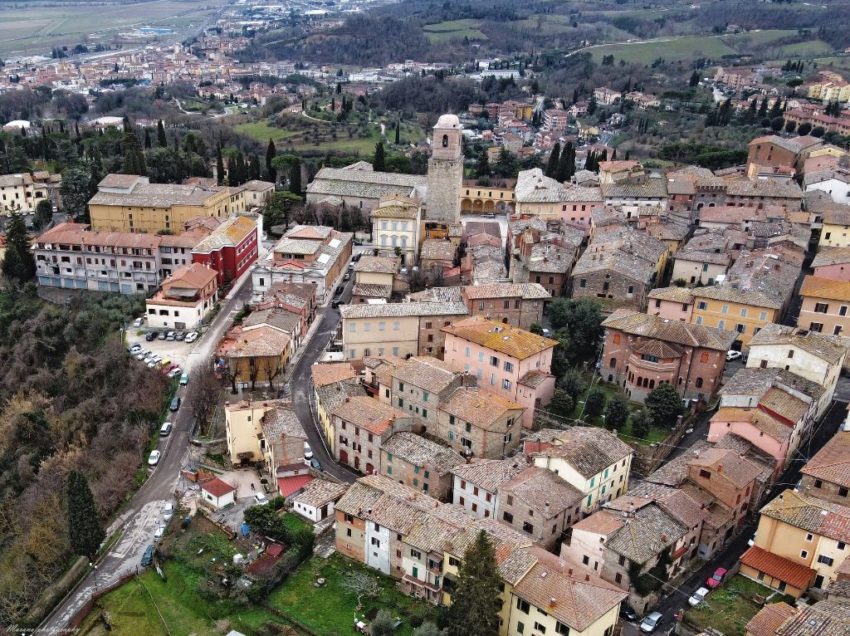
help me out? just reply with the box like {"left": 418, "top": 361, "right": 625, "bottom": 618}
{"left": 629, "top": 400, "right": 847, "bottom": 634}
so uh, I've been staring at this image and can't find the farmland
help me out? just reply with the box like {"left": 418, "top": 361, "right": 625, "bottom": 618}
{"left": 0, "top": 0, "right": 223, "bottom": 58}
{"left": 423, "top": 19, "right": 488, "bottom": 44}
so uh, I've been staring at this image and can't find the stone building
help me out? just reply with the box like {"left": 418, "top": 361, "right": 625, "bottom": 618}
{"left": 426, "top": 114, "right": 464, "bottom": 225}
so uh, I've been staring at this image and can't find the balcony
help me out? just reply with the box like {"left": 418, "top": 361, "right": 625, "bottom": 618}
{"left": 627, "top": 353, "right": 679, "bottom": 374}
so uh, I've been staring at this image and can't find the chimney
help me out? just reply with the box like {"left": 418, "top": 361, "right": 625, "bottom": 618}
{"left": 585, "top": 574, "right": 590, "bottom": 581}
{"left": 717, "top": 464, "right": 723, "bottom": 473}
{"left": 545, "top": 501, "right": 551, "bottom": 515}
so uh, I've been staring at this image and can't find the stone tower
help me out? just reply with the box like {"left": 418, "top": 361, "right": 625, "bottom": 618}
{"left": 425, "top": 114, "right": 463, "bottom": 224}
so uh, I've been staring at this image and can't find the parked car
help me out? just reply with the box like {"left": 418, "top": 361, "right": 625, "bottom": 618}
{"left": 168, "top": 367, "right": 182, "bottom": 379}
{"left": 185, "top": 331, "right": 199, "bottom": 343}
{"left": 343, "top": 272, "right": 351, "bottom": 281}
{"left": 166, "top": 331, "right": 176, "bottom": 341}
{"left": 688, "top": 587, "right": 709, "bottom": 607}
{"left": 169, "top": 396, "right": 181, "bottom": 412}
{"left": 148, "top": 450, "right": 161, "bottom": 466}
{"left": 304, "top": 442, "right": 314, "bottom": 460}
{"left": 163, "top": 503, "right": 174, "bottom": 522}
{"left": 129, "top": 343, "right": 142, "bottom": 354}
{"left": 175, "top": 331, "right": 186, "bottom": 341}
{"left": 160, "top": 422, "right": 173, "bottom": 437}
{"left": 619, "top": 605, "right": 638, "bottom": 622}
{"left": 640, "top": 611, "right": 663, "bottom": 633}
{"left": 133, "top": 317, "right": 144, "bottom": 328}
{"left": 135, "top": 351, "right": 148, "bottom": 361}
{"left": 154, "top": 525, "right": 165, "bottom": 540}
{"left": 707, "top": 567, "right": 728, "bottom": 589}
{"left": 254, "top": 493, "right": 269, "bottom": 506}
{"left": 141, "top": 544, "right": 155, "bottom": 567}
{"left": 145, "top": 331, "right": 157, "bottom": 341}
{"left": 179, "top": 372, "right": 189, "bottom": 386}
{"left": 726, "top": 350, "right": 742, "bottom": 361}
{"left": 158, "top": 331, "right": 167, "bottom": 340}
{"left": 310, "top": 457, "right": 322, "bottom": 471}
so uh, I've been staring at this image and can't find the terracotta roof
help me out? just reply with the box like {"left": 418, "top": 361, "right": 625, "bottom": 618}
{"left": 512, "top": 548, "right": 627, "bottom": 632}
{"left": 311, "top": 362, "right": 357, "bottom": 388}
{"left": 746, "top": 603, "right": 799, "bottom": 636}
{"left": 201, "top": 477, "right": 236, "bottom": 498}
{"left": 689, "top": 448, "right": 762, "bottom": 488}
{"left": 442, "top": 316, "right": 557, "bottom": 360}
{"left": 340, "top": 301, "right": 468, "bottom": 319}
{"left": 355, "top": 255, "right": 399, "bottom": 274}
{"left": 812, "top": 247, "right": 850, "bottom": 269}
{"left": 451, "top": 459, "right": 526, "bottom": 493}
{"left": 500, "top": 466, "right": 583, "bottom": 518}
{"left": 629, "top": 483, "right": 707, "bottom": 531}
{"left": 602, "top": 309, "right": 736, "bottom": 351}
{"left": 777, "top": 599, "right": 850, "bottom": 636}
{"left": 571, "top": 510, "right": 625, "bottom": 536}
{"left": 647, "top": 286, "right": 695, "bottom": 303}
{"left": 440, "top": 387, "right": 524, "bottom": 429}
{"left": 760, "top": 387, "right": 809, "bottom": 425}
{"left": 741, "top": 546, "right": 816, "bottom": 590}
{"left": 278, "top": 474, "right": 314, "bottom": 497}
{"left": 604, "top": 502, "right": 687, "bottom": 565}
{"left": 391, "top": 356, "right": 460, "bottom": 394}
{"left": 224, "top": 326, "right": 290, "bottom": 358}
{"left": 290, "top": 478, "right": 347, "bottom": 508}
{"left": 749, "top": 323, "right": 847, "bottom": 365}
{"left": 800, "top": 431, "right": 850, "bottom": 490}
{"left": 800, "top": 275, "right": 850, "bottom": 303}
{"left": 527, "top": 427, "right": 633, "bottom": 479}
{"left": 710, "top": 407, "right": 792, "bottom": 443}
{"left": 165, "top": 262, "right": 218, "bottom": 290}
{"left": 191, "top": 215, "right": 256, "bottom": 253}
{"left": 331, "top": 396, "right": 406, "bottom": 435}
{"left": 381, "top": 432, "right": 464, "bottom": 475}
{"left": 461, "top": 282, "right": 550, "bottom": 300}
{"left": 760, "top": 489, "right": 850, "bottom": 544}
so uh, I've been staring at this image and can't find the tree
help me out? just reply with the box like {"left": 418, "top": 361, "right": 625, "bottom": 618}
{"left": 445, "top": 530, "right": 501, "bottom": 636}
{"left": 547, "top": 389, "right": 575, "bottom": 417}
{"left": 689, "top": 70, "right": 700, "bottom": 87}
{"left": 371, "top": 610, "right": 396, "bottom": 636}
{"left": 33, "top": 199, "right": 53, "bottom": 230}
{"left": 122, "top": 131, "right": 146, "bottom": 175}
{"left": 414, "top": 623, "right": 445, "bottom": 636}
{"left": 494, "top": 148, "right": 518, "bottom": 178}
{"left": 546, "top": 298, "right": 604, "bottom": 366}
{"left": 265, "top": 138, "right": 277, "bottom": 182}
{"left": 770, "top": 116, "right": 785, "bottom": 132}
{"left": 784, "top": 119, "right": 797, "bottom": 134}
{"left": 60, "top": 165, "right": 91, "bottom": 220}
{"left": 798, "top": 122, "right": 813, "bottom": 136}
{"left": 645, "top": 383, "right": 684, "bottom": 429}
{"left": 555, "top": 142, "right": 574, "bottom": 182}
{"left": 584, "top": 387, "right": 606, "bottom": 419}
{"left": 629, "top": 408, "right": 652, "bottom": 439}
{"left": 559, "top": 368, "right": 587, "bottom": 402}
{"left": 395, "top": 117, "right": 401, "bottom": 145}
{"left": 528, "top": 323, "right": 543, "bottom": 335}
{"left": 812, "top": 126, "right": 826, "bottom": 138}
{"left": 476, "top": 149, "right": 490, "bottom": 178}
{"left": 373, "top": 142, "right": 386, "bottom": 171}
{"left": 288, "top": 157, "right": 302, "bottom": 194}
{"left": 1, "top": 213, "right": 35, "bottom": 282}
{"left": 156, "top": 120, "right": 167, "bottom": 147}
{"left": 545, "top": 142, "right": 561, "bottom": 178}
{"left": 67, "top": 470, "right": 105, "bottom": 559}
{"left": 604, "top": 394, "right": 630, "bottom": 431}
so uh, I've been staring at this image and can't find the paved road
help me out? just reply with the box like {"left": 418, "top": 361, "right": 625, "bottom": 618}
{"left": 40, "top": 273, "right": 253, "bottom": 630}
{"left": 625, "top": 400, "right": 847, "bottom": 634}
{"left": 290, "top": 276, "right": 359, "bottom": 484}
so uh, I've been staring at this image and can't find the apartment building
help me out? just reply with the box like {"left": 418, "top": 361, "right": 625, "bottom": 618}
{"left": 442, "top": 316, "right": 558, "bottom": 428}
{"left": 311, "top": 363, "right": 366, "bottom": 456}
{"left": 223, "top": 400, "right": 306, "bottom": 473}
{"left": 351, "top": 254, "right": 399, "bottom": 304}
{"left": 389, "top": 356, "right": 467, "bottom": 431}
{"left": 451, "top": 459, "right": 526, "bottom": 520}
{"left": 190, "top": 214, "right": 258, "bottom": 284}
{"left": 646, "top": 286, "right": 694, "bottom": 322}
{"left": 799, "top": 430, "right": 850, "bottom": 507}
{"left": 811, "top": 246, "right": 850, "bottom": 281}
{"left": 799, "top": 276, "right": 850, "bottom": 337}
{"left": 379, "top": 432, "right": 464, "bottom": 501}
{"left": 145, "top": 262, "right": 219, "bottom": 329}
{"left": 331, "top": 396, "right": 413, "bottom": 475}
{"left": 435, "top": 386, "right": 524, "bottom": 459}
{"left": 0, "top": 171, "right": 52, "bottom": 214}
{"left": 460, "top": 283, "right": 550, "bottom": 330}
{"left": 370, "top": 196, "right": 421, "bottom": 266}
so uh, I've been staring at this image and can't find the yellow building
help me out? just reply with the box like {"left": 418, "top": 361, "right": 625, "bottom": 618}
{"left": 310, "top": 362, "right": 363, "bottom": 453}
{"left": 223, "top": 399, "right": 306, "bottom": 470}
{"left": 807, "top": 80, "right": 850, "bottom": 104}
{"left": 690, "top": 286, "right": 783, "bottom": 349}
{"left": 819, "top": 207, "right": 850, "bottom": 248}
{"left": 741, "top": 489, "right": 848, "bottom": 596}
{"left": 88, "top": 174, "right": 246, "bottom": 233}
{"left": 460, "top": 181, "right": 516, "bottom": 215}
{"left": 0, "top": 172, "right": 52, "bottom": 215}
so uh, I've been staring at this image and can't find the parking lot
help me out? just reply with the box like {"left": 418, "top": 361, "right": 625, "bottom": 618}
{"left": 125, "top": 327, "right": 204, "bottom": 378}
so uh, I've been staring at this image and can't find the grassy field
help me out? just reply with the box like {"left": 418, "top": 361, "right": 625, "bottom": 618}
{"left": 423, "top": 19, "right": 488, "bottom": 43}
{"left": 589, "top": 36, "right": 737, "bottom": 65}
{"left": 685, "top": 576, "right": 775, "bottom": 636}
{"left": 0, "top": 0, "right": 222, "bottom": 58}
{"left": 233, "top": 120, "right": 301, "bottom": 144}
{"left": 267, "top": 553, "right": 437, "bottom": 635}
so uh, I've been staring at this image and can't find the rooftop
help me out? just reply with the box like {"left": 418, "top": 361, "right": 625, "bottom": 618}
{"left": 290, "top": 479, "right": 348, "bottom": 509}
{"left": 527, "top": 427, "right": 633, "bottom": 479}
{"left": 381, "top": 432, "right": 464, "bottom": 475}
{"left": 442, "top": 316, "right": 557, "bottom": 360}
{"left": 451, "top": 459, "right": 526, "bottom": 493}
{"left": 740, "top": 545, "right": 816, "bottom": 591}
{"left": 355, "top": 255, "right": 400, "bottom": 275}
{"left": 800, "top": 275, "right": 850, "bottom": 303}
{"left": 461, "top": 282, "right": 551, "bottom": 301}
{"left": 440, "top": 387, "right": 524, "bottom": 429}
{"left": 602, "top": 309, "right": 736, "bottom": 351}
{"left": 749, "top": 323, "right": 847, "bottom": 365}
{"left": 500, "top": 466, "right": 583, "bottom": 517}
{"left": 760, "top": 489, "right": 850, "bottom": 544}
{"left": 331, "top": 396, "right": 406, "bottom": 436}
{"left": 340, "top": 301, "right": 468, "bottom": 320}
{"left": 800, "top": 431, "right": 850, "bottom": 490}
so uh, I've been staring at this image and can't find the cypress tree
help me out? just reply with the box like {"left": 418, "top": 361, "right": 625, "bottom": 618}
{"left": 445, "top": 530, "right": 502, "bottom": 636}
{"left": 373, "top": 142, "right": 386, "bottom": 172}
{"left": 2, "top": 212, "right": 35, "bottom": 282}
{"left": 394, "top": 117, "right": 400, "bottom": 145}
{"left": 266, "top": 138, "right": 276, "bottom": 182}
{"left": 67, "top": 470, "right": 105, "bottom": 559}
{"left": 545, "top": 142, "right": 561, "bottom": 178}
{"left": 143, "top": 128, "right": 151, "bottom": 149}
{"left": 476, "top": 149, "right": 490, "bottom": 178}
{"left": 156, "top": 120, "right": 167, "bottom": 147}
{"left": 289, "top": 157, "right": 302, "bottom": 194}
{"left": 216, "top": 146, "right": 225, "bottom": 185}
{"left": 122, "top": 131, "right": 146, "bottom": 175}
{"left": 556, "top": 142, "right": 573, "bottom": 182}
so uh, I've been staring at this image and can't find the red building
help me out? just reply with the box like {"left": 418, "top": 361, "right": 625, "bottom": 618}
{"left": 191, "top": 215, "right": 258, "bottom": 284}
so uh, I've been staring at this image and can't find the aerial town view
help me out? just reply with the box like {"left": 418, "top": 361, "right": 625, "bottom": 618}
{"left": 5, "top": 0, "right": 850, "bottom": 635}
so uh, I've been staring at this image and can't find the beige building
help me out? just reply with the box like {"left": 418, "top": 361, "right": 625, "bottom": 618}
{"left": 223, "top": 400, "right": 306, "bottom": 472}
{"left": 371, "top": 196, "right": 421, "bottom": 266}
{"left": 145, "top": 262, "right": 218, "bottom": 329}
{"left": 88, "top": 174, "right": 245, "bottom": 233}
{"left": 799, "top": 275, "right": 850, "bottom": 337}
{"left": 331, "top": 395, "right": 413, "bottom": 475}
{"left": 389, "top": 356, "right": 467, "bottom": 431}
{"left": 351, "top": 255, "right": 399, "bottom": 304}
{"left": 436, "top": 386, "right": 524, "bottom": 459}
{"left": 340, "top": 301, "right": 469, "bottom": 360}
{"left": 0, "top": 172, "right": 51, "bottom": 215}
{"left": 311, "top": 362, "right": 364, "bottom": 454}
{"left": 527, "top": 427, "right": 634, "bottom": 514}
{"left": 379, "top": 431, "right": 464, "bottom": 501}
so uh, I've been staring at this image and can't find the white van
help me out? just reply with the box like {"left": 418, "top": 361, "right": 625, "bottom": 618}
{"left": 160, "top": 421, "right": 173, "bottom": 437}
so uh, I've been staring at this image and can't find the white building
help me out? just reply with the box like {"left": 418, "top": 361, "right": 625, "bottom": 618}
{"left": 371, "top": 196, "right": 421, "bottom": 266}
{"left": 450, "top": 459, "right": 525, "bottom": 520}
{"left": 200, "top": 477, "right": 236, "bottom": 510}
{"left": 805, "top": 170, "right": 850, "bottom": 205}
{"left": 290, "top": 479, "right": 347, "bottom": 522}
{"left": 145, "top": 263, "right": 219, "bottom": 330}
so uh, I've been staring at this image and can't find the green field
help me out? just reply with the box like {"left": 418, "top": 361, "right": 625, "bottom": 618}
{"left": 685, "top": 576, "right": 775, "bottom": 636}
{"left": 423, "top": 19, "right": 488, "bottom": 43}
{"left": 589, "top": 36, "right": 737, "bottom": 65}
{"left": 0, "top": 0, "right": 223, "bottom": 58}
{"left": 233, "top": 120, "right": 301, "bottom": 144}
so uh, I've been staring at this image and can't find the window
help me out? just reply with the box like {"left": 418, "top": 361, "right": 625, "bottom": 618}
{"left": 555, "top": 622, "right": 570, "bottom": 636}
{"left": 522, "top": 521, "right": 534, "bottom": 534}
{"left": 579, "top": 279, "right": 586, "bottom": 288}
{"left": 817, "top": 555, "right": 834, "bottom": 566}
{"left": 517, "top": 623, "right": 525, "bottom": 634}
{"left": 840, "top": 487, "right": 848, "bottom": 497}
{"left": 582, "top": 555, "right": 589, "bottom": 565}
{"left": 815, "top": 480, "right": 823, "bottom": 488}
{"left": 490, "top": 356, "right": 499, "bottom": 367}
{"left": 533, "top": 622, "right": 547, "bottom": 634}
{"left": 839, "top": 542, "right": 846, "bottom": 551}
{"left": 502, "top": 379, "right": 512, "bottom": 390}
{"left": 788, "top": 350, "right": 795, "bottom": 359}
{"left": 516, "top": 598, "right": 530, "bottom": 614}
{"left": 806, "top": 533, "right": 813, "bottom": 542}
{"left": 504, "top": 361, "right": 513, "bottom": 373}
{"left": 721, "top": 304, "right": 729, "bottom": 314}
{"left": 503, "top": 511, "right": 514, "bottom": 523}
{"left": 801, "top": 550, "right": 809, "bottom": 559}
{"left": 815, "top": 303, "right": 830, "bottom": 314}
{"left": 810, "top": 322, "right": 824, "bottom": 333}
{"left": 410, "top": 549, "right": 422, "bottom": 559}
{"left": 697, "top": 301, "right": 707, "bottom": 310}
{"left": 699, "top": 469, "right": 711, "bottom": 479}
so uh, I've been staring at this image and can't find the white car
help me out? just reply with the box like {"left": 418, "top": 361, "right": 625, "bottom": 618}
{"left": 154, "top": 525, "right": 165, "bottom": 540}
{"left": 254, "top": 493, "right": 269, "bottom": 506}
{"left": 133, "top": 317, "right": 144, "bottom": 328}
{"left": 640, "top": 612, "right": 663, "bottom": 633}
{"left": 163, "top": 503, "right": 174, "bottom": 522}
{"left": 688, "top": 587, "right": 709, "bottom": 607}
{"left": 304, "top": 442, "right": 314, "bottom": 460}
{"left": 185, "top": 331, "right": 199, "bottom": 343}
{"left": 148, "top": 450, "right": 161, "bottom": 466}
{"left": 726, "top": 350, "right": 743, "bottom": 361}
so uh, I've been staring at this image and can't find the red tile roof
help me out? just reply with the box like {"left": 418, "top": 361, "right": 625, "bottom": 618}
{"left": 741, "top": 546, "right": 816, "bottom": 590}
{"left": 201, "top": 477, "right": 236, "bottom": 498}
{"left": 277, "top": 474, "right": 313, "bottom": 497}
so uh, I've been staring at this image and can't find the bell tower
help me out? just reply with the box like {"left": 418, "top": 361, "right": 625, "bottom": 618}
{"left": 425, "top": 114, "right": 463, "bottom": 224}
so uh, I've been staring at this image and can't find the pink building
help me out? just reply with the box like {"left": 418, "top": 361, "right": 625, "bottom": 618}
{"left": 646, "top": 286, "right": 694, "bottom": 322}
{"left": 708, "top": 407, "right": 790, "bottom": 477}
{"left": 441, "top": 316, "right": 557, "bottom": 428}
{"left": 811, "top": 247, "right": 850, "bottom": 282}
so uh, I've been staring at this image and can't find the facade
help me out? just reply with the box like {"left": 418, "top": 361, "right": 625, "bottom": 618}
{"left": 460, "top": 283, "right": 550, "bottom": 330}
{"left": 240, "top": 179, "right": 275, "bottom": 208}
{"left": 223, "top": 400, "right": 306, "bottom": 472}
{"left": 426, "top": 114, "right": 464, "bottom": 224}
{"left": 88, "top": 174, "right": 244, "bottom": 233}
{"left": 799, "top": 275, "right": 850, "bottom": 337}
{"left": 799, "top": 429, "right": 850, "bottom": 507}
{"left": 460, "top": 181, "right": 516, "bottom": 215}
{"left": 0, "top": 172, "right": 51, "bottom": 214}
{"left": 145, "top": 262, "right": 218, "bottom": 329}
{"left": 746, "top": 324, "right": 846, "bottom": 414}
{"left": 646, "top": 287, "right": 694, "bottom": 322}
{"left": 370, "top": 196, "right": 421, "bottom": 266}
{"left": 252, "top": 225, "right": 352, "bottom": 303}
{"left": 514, "top": 168, "right": 603, "bottom": 225}
{"left": 526, "top": 427, "right": 634, "bottom": 514}
{"left": 190, "top": 214, "right": 258, "bottom": 284}
{"left": 452, "top": 459, "right": 526, "bottom": 520}
{"left": 379, "top": 431, "right": 464, "bottom": 501}
{"left": 311, "top": 362, "right": 364, "bottom": 454}
{"left": 331, "top": 396, "right": 413, "bottom": 475}
{"left": 352, "top": 255, "right": 398, "bottom": 304}
{"left": 436, "top": 386, "right": 524, "bottom": 459}
{"left": 601, "top": 309, "right": 735, "bottom": 403}
{"left": 442, "top": 316, "right": 558, "bottom": 428}
{"left": 340, "top": 301, "right": 469, "bottom": 360}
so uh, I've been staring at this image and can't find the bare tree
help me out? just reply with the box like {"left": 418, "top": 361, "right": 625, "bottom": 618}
{"left": 263, "top": 357, "right": 284, "bottom": 392}
{"left": 186, "top": 359, "right": 221, "bottom": 429}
